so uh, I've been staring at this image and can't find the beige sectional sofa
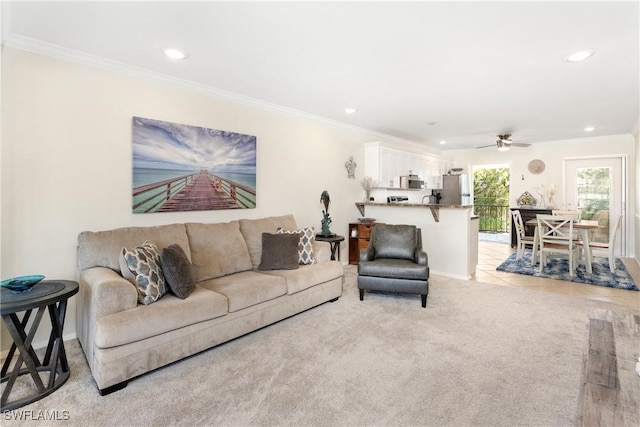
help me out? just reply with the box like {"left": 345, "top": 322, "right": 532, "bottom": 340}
{"left": 76, "top": 215, "right": 343, "bottom": 395}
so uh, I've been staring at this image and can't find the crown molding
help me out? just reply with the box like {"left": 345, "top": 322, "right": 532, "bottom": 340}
{"left": 2, "top": 33, "right": 433, "bottom": 152}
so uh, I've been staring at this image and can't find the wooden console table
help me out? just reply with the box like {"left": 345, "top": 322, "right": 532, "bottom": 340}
{"left": 348, "top": 222, "right": 380, "bottom": 264}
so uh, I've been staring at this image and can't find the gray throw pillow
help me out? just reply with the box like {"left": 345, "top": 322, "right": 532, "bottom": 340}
{"left": 258, "top": 233, "right": 300, "bottom": 270}
{"left": 161, "top": 244, "right": 196, "bottom": 299}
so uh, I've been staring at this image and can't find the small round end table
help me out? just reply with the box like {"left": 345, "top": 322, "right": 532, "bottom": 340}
{"left": 315, "top": 234, "right": 345, "bottom": 261}
{"left": 1, "top": 280, "right": 79, "bottom": 411}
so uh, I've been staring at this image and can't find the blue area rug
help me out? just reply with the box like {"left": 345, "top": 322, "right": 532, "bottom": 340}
{"left": 496, "top": 252, "right": 638, "bottom": 291}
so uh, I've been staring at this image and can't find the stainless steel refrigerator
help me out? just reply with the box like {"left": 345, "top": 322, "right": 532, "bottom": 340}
{"left": 440, "top": 174, "right": 472, "bottom": 205}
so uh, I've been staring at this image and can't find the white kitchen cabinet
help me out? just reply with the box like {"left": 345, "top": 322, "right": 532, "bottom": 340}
{"left": 364, "top": 142, "right": 444, "bottom": 189}
{"left": 379, "top": 147, "right": 400, "bottom": 187}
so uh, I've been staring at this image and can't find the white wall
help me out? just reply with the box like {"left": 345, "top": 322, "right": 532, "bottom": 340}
{"left": 634, "top": 120, "right": 640, "bottom": 265}
{"left": 443, "top": 134, "right": 637, "bottom": 257}
{"left": 0, "top": 48, "right": 403, "bottom": 351}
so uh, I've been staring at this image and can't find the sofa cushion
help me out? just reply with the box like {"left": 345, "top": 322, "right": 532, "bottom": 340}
{"left": 161, "top": 244, "right": 196, "bottom": 299}
{"left": 78, "top": 223, "right": 190, "bottom": 272}
{"left": 261, "top": 261, "right": 344, "bottom": 295}
{"left": 276, "top": 226, "right": 317, "bottom": 264}
{"left": 119, "top": 241, "right": 168, "bottom": 305}
{"left": 185, "top": 221, "right": 253, "bottom": 282}
{"left": 258, "top": 233, "right": 300, "bottom": 271}
{"left": 94, "top": 285, "right": 228, "bottom": 348}
{"left": 239, "top": 215, "right": 298, "bottom": 268}
{"left": 198, "top": 271, "right": 287, "bottom": 312}
{"left": 373, "top": 224, "right": 417, "bottom": 261}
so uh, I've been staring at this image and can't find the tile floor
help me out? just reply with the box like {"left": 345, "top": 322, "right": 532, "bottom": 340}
{"left": 475, "top": 240, "right": 640, "bottom": 307}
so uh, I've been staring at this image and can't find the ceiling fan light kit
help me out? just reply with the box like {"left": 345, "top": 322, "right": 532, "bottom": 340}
{"left": 497, "top": 140, "right": 510, "bottom": 151}
{"left": 476, "top": 133, "right": 532, "bottom": 151}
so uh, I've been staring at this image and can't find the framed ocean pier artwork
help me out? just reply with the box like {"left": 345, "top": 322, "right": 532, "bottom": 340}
{"left": 131, "top": 117, "right": 257, "bottom": 213}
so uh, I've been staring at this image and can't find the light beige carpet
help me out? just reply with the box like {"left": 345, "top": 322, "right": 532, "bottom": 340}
{"left": 3, "top": 267, "right": 638, "bottom": 426}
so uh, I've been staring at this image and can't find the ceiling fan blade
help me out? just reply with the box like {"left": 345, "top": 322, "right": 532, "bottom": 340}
{"left": 475, "top": 144, "right": 495, "bottom": 149}
{"left": 511, "top": 143, "right": 531, "bottom": 147}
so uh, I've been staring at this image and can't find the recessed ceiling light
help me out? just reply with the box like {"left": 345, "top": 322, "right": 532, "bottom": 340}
{"left": 565, "top": 50, "right": 594, "bottom": 63}
{"left": 163, "top": 48, "right": 187, "bottom": 60}
{"left": 344, "top": 107, "right": 357, "bottom": 114}
{"left": 584, "top": 126, "right": 595, "bottom": 132}
{"left": 439, "top": 140, "right": 446, "bottom": 145}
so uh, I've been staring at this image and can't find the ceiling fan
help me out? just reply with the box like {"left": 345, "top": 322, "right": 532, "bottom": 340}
{"left": 476, "top": 134, "right": 531, "bottom": 151}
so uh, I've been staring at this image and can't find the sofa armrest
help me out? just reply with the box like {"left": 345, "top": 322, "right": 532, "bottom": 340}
{"left": 76, "top": 267, "right": 138, "bottom": 372}
{"left": 79, "top": 267, "right": 137, "bottom": 320}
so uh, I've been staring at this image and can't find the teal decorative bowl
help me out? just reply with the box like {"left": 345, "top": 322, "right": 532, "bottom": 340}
{"left": 1, "top": 275, "right": 45, "bottom": 292}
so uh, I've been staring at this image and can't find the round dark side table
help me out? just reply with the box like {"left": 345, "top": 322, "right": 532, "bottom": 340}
{"left": 1, "top": 280, "right": 78, "bottom": 411}
{"left": 315, "top": 234, "right": 345, "bottom": 261}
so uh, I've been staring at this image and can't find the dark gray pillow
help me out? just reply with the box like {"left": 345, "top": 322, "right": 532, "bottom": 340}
{"left": 258, "top": 233, "right": 300, "bottom": 270}
{"left": 161, "top": 244, "right": 196, "bottom": 299}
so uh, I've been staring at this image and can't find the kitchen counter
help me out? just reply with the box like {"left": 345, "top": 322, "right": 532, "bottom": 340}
{"left": 355, "top": 202, "right": 478, "bottom": 279}
{"left": 355, "top": 202, "right": 473, "bottom": 222}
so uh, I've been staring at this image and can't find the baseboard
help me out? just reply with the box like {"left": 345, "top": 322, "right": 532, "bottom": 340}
{"left": 429, "top": 269, "right": 473, "bottom": 281}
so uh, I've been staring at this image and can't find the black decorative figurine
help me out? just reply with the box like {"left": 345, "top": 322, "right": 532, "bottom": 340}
{"left": 320, "top": 190, "right": 334, "bottom": 236}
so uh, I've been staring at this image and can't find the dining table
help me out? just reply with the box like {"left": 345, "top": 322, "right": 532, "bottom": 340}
{"left": 526, "top": 218, "right": 599, "bottom": 274}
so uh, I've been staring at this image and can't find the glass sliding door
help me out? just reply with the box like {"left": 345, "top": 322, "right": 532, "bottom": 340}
{"left": 564, "top": 157, "right": 625, "bottom": 255}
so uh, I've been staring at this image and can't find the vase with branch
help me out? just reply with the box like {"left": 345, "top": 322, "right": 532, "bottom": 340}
{"left": 536, "top": 184, "right": 556, "bottom": 209}
{"left": 360, "top": 176, "right": 377, "bottom": 202}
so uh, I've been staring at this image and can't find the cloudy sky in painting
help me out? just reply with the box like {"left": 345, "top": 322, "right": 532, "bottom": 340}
{"left": 132, "top": 117, "right": 256, "bottom": 173}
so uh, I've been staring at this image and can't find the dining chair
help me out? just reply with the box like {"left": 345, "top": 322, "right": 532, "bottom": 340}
{"left": 552, "top": 209, "right": 581, "bottom": 240}
{"left": 511, "top": 210, "right": 537, "bottom": 259}
{"left": 551, "top": 209, "right": 580, "bottom": 219}
{"left": 577, "top": 213, "right": 622, "bottom": 273}
{"left": 537, "top": 214, "right": 580, "bottom": 277}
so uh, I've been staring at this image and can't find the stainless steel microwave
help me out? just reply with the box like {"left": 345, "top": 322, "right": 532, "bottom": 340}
{"left": 400, "top": 175, "right": 424, "bottom": 189}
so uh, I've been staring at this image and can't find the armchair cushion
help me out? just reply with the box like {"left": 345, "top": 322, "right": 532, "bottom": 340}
{"left": 372, "top": 224, "right": 417, "bottom": 261}
{"left": 358, "top": 259, "right": 428, "bottom": 281}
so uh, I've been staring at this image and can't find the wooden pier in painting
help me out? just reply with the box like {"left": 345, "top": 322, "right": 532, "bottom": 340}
{"left": 132, "top": 170, "right": 256, "bottom": 213}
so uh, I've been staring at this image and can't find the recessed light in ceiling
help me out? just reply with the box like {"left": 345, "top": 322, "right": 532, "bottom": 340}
{"left": 163, "top": 48, "right": 187, "bottom": 60}
{"left": 344, "top": 107, "right": 357, "bottom": 114}
{"left": 565, "top": 50, "right": 594, "bottom": 63}
{"left": 584, "top": 126, "right": 595, "bottom": 132}
{"left": 439, "top": 140, "right": 446, "bottom": 145}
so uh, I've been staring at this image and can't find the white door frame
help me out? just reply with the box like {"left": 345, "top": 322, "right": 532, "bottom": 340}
{"left": 562, "top": 155, "right": 627, "bottom": 257}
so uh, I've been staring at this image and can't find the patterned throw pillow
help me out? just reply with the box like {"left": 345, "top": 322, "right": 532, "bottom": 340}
{"left": 276, "top": 226, "right": 316, "bottom": 265}
{"left": 119, "top": 240, "right": 167, "bottom": 305}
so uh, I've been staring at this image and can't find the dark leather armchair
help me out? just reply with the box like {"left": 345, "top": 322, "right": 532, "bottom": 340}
{"left": 357, "top": 224, "right": 429, "bottom": 307}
